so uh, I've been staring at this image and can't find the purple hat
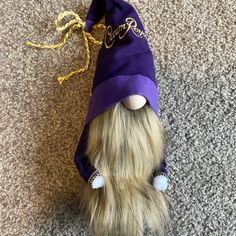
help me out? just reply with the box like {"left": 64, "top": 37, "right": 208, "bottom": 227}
{"left": 75, "top": 0, "right": 160, "bottom": 182}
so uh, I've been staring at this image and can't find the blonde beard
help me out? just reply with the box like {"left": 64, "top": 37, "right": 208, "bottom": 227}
{"left": 79, "top": 103, "right": 169, "bottom": 236}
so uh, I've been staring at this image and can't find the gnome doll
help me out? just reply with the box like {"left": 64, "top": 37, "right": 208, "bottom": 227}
{"left": 74, "top": 0, "right": 169, "bottom": 235}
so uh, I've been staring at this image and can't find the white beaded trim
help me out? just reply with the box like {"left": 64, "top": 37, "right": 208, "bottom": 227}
{"left": 88, "top": 170, "right": 101, "bottom": 186}
{"left": 153, "top": 169, "right": 168, "bottom": 178}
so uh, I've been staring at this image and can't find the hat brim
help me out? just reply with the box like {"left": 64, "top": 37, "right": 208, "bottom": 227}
{"left": 85, "top": 74, "right": 159, "bottom": 125}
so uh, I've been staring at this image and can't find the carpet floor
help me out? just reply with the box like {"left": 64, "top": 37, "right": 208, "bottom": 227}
{"left": 1, "top": 0, "right": 235, "bottom": 235}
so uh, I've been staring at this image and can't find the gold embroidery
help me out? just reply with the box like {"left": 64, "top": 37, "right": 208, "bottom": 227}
{"left": 104, "top": 17, "right": 145, "bottom": 49}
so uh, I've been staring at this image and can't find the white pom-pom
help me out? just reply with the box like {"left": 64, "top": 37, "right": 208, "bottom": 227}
{"left": 91, "top": 175, "right": 105, "bottom": 189}
{"left": 153, "top": 175, "right": 168, "bottom": 191}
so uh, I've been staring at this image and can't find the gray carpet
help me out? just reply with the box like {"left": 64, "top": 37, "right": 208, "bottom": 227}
{"left": 1, "top": 0, "right": 235, "bottom": 235}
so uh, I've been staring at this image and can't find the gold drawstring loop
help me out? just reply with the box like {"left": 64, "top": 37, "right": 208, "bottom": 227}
{"left": 26, "top": 11, "right": 105, "bottom": 84}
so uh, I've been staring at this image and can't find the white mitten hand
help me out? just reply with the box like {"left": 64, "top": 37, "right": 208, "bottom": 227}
{"left": 153, "top": 175, "right": 168, "bottom": 191}
{"left": 90, "top": 172, "right": 105, "bottom": 189}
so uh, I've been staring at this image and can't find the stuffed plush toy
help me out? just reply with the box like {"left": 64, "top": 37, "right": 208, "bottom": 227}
{"left": 27, "top": 0, "right": 169, "bottom": 235}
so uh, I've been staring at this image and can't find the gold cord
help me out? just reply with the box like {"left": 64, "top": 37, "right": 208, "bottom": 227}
{"left": 26, "top": 11, "right": 105, "bottom": 84}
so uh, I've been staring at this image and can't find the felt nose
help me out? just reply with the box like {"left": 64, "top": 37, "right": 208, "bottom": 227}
{"left": 122, "top": 95, "right": 147, "bottom": 110}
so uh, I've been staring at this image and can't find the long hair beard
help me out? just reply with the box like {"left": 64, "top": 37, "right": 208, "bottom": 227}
{"left": 79, "top": 103, "right": 169, "bottom": 236}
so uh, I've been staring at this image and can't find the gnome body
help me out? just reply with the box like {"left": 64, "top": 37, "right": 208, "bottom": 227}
{"left": 74, "top": 0, "right": 169, "bottom": 235}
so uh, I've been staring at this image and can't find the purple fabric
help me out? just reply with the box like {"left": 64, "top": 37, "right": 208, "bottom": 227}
{"left": 84, "top": 20, "right": 96, "bottom": 32}
{"left": 85, "top": 75, "right": 159, "bottom": 125}
{"left": 74, "top": 0, "right": 165, "bottom": 182}
{"left": 160, "top": 160, "right": 168, "bottom": 175}
{"left": 89, "top": 0, "right": 156, "bottom": 90}
{"left": 74, "top": 125, "right": 96, "bottom": 181}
